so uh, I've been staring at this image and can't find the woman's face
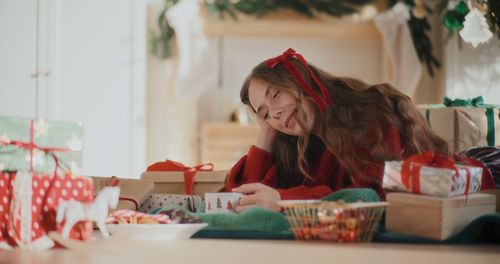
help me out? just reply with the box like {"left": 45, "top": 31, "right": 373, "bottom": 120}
{"left": 248, "top": 78, "right": 317, "bottom": 136}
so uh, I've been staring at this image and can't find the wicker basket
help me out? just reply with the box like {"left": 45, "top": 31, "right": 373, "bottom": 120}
{"left": 278, "top": 200, "right": 388, "bottom": 242}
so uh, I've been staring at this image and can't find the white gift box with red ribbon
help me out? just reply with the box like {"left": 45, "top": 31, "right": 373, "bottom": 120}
{"left": 383, "top": 152, "right": 483, "bottom": 197}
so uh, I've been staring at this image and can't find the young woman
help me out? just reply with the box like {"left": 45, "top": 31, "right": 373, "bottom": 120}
{"left": 225, "top": 48, "right": 495, "bottom": 212}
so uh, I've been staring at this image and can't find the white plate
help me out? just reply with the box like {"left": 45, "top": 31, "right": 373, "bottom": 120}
{"left": 107, "top": 223, "right": 208, "bottom": 240}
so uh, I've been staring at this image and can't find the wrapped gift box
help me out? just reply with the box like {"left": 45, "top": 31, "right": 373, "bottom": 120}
{"left": 417, "top": 104, "right": 500, "bottom": 152}
{"left": 0, "top": 116, "right": 83, "bottom": 174}
{"left": 138, "top": 193, "right": 202, "bottom": 213}
{"left": 386, "top": 192, "right": 496, "bottom": 240}
{"left": 383, "top": 160, "right": 483, "bottom": 197}
{"left": 0, "top": 171, "right": 94, "bottom": 248}
{"left": 0, "top": 116, "right": 91, "bottom": 249}
{"left": 141, "top": 170, "right": 227, "bottom": 197}
{"left": 91, "top": 176, "right": 154, "bottom": 211}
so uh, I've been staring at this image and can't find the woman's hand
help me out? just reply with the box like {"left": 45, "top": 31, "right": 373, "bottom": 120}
{"left": 232, "top": 183, "right": 281, "bottom": 212}
{"left": 255, "top": 117, "right": 277, "bottom": 152}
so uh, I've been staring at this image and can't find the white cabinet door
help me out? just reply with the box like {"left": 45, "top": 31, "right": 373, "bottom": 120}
{"left": 55, "top": 0, "right": 145, "bottom": 178}
{"left": 0, "top": 0, "right": 38, "bottom": 118}
{"left": 0, "top": 0, "right": 146, "bottom": 178}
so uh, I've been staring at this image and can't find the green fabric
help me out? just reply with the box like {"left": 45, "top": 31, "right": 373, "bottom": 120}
{"left": 153, "top": 188, "right": 380, "bottom": 239}
{"left": 0, "top": 116, "right": 83, "bottom": 173}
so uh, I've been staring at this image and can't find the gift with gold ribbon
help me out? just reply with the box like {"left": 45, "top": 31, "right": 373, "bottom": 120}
{"left": 417, "top": 96, "right": 500, "bottom": 152}
{"left": 382, "top": 151, "right": 484, "bottom": 197}
{"left": 0, "top": 116, "right": 93, "bottom": 250}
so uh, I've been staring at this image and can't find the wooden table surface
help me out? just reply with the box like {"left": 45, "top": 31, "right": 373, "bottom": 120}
{"left": 1, "top": 238, "right": 499, "bottom": 264}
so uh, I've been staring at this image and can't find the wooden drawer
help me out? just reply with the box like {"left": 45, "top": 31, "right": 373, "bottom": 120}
{"left": 201, "top": 123, "right": 260, "bottom": 170}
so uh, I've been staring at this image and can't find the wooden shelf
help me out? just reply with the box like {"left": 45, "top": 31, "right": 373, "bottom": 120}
{"left": 201, "top": 8, "right": 380, "bottom": 39}
{"left": 201, "top": 122, "right": 260, "bottom": 170}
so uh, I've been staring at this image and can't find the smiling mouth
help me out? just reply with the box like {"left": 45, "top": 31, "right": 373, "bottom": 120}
{"left": 285, "top": 115, "right": 293, "bottom": 128}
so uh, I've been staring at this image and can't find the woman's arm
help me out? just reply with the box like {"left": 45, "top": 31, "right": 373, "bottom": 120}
{"left": 224, "top": 146, "right": 278, "bottom": 191}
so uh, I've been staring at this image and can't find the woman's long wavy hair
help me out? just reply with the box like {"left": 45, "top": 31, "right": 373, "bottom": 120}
{"left": 241, "top": 58, "right": 449, "bottom": 189}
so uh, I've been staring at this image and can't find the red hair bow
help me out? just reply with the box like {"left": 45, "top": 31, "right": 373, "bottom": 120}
{"left": 266, "top": 48, "right": 332, "bottom": 112}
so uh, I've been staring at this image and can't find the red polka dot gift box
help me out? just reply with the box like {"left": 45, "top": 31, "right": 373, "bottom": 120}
{"left": 0, "top": 171, "right": 94, "bottom": 249}
{"left": 0, "top": 116, "right": 93, "bottom": 249}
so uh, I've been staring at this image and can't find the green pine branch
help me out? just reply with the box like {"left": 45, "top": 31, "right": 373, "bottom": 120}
{"left": 395, "top": 0, "right": 440, "bottom": 76}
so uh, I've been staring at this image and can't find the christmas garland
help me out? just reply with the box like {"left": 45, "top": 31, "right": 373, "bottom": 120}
{"left": 150, "top": 0, "right": 500, "bottom": 76}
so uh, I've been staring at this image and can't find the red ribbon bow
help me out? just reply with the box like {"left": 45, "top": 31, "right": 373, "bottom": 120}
{"left": 147, "top": 160, "right": 214, "bottom": 195}
{"left": 401, "top": 151, "right": 471, "bottom": 196}
{"left": 266, "top": 48, "right": 333, "bottom": 112}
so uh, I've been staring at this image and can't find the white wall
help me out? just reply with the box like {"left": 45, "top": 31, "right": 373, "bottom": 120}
{"left": 445, "top": 36, "right": 500, "bottom": 104}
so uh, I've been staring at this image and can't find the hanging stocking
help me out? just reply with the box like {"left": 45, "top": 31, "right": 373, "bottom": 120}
{"left": 374, "top": 3, "right": 422, "bottom": 97}
{"left": 166, "top": 0, "right": 217, "bottom": 101}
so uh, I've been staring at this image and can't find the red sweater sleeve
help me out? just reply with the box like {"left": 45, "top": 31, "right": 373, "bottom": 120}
{"left": 224, "top": 146, "right": 334, "bottom": 199}
{"left": 277, "top": 185, "right": 333, "bottom": 200}
{"left": 224, "top": 146, "right": 277, "bottom": 191}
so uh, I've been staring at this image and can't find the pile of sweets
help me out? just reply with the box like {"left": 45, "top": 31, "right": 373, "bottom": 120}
{"left": 106, "top": 210, "right": 171, "bottom": 224}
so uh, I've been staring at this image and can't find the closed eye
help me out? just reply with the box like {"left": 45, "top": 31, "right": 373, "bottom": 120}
{"left": 273, "top": 91, "right": 280, "bottom": 100}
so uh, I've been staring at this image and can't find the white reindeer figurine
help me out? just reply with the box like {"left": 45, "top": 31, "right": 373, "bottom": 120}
{"left": 56, "top": 186, "right": 120, "bottom": 239}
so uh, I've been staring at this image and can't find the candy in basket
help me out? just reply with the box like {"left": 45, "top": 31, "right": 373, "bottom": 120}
{"left": 278, "top": 200, "right": 388, "bottom": 242}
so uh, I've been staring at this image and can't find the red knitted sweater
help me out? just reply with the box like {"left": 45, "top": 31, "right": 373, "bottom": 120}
{"left": 224, "top": 127, "right": 495, "bottom": 200}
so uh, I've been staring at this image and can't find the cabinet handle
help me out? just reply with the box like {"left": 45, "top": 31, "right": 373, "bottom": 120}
{"left": 42, "top": 70, "right": 51, "bottom": 77}
{"left": 30, "top": 72, "right": 40, "bottom": 78}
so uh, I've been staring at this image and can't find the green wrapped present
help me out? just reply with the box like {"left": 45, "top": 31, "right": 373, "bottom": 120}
{"left": 417, "top": 96, "right": 500, "bottom": 153}
{"left": 0, "top": 116, "right": 83, "bottom": 174}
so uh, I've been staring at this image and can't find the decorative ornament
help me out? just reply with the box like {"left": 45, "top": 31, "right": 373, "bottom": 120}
{"left": 443, "top": 1, "right": 470, "bottom": 31}
{"left": 412, "top": 0, "right": 427, "bottom": 19}
{"left": 459, "top": 8, "right": 494, "bottom": 47}
{"left": 56, "top": 186, "right": 120, "bottom": 239}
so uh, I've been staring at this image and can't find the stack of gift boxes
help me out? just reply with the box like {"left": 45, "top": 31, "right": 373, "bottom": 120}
{"left": 382, "top": 152, "right": 496, "bottom": 240}
{"left": 0, "top": 117, "right": 93, "bottom": 249}
{"left": 382, "top": 98, "right": 499, "bottom": 241}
